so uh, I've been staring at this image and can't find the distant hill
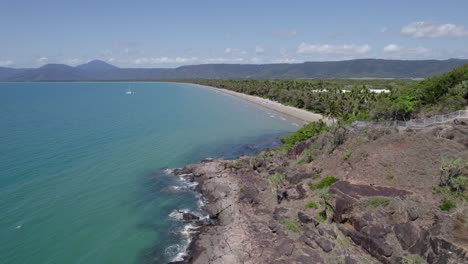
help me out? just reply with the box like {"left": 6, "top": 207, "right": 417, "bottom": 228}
{"left": 1, "top": 59, "right": 467, "bottom": 81}
{"left": 76, "top": 60, "right": 119, "bottom": 72}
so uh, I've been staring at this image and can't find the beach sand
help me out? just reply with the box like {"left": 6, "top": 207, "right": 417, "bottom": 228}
{"left": 190, "top": 84, "right": 328, "bottom": 125}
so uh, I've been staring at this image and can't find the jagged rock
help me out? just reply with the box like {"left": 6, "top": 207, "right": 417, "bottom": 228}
{"left": 314, "top": 236, "right": 334, "bottom": 252}
{"left": 300, "top": 234, "right": 317, "bottom": 249}
{"left": 273, "top": 207, "right": 288, "bottom": 220}
{"left": 429, "top": 237, "right": 468, "bottom": 264}
{"left": 239, "top": 183, "right": 259, "bottom": 205}
{"left": 408, "top": 229, "right": 430, "bottom": 256}
{"left": 339, "top": 226, "right": 393, "bottom": 262}
{"left": 276, "top": 189, "right": 289, "bottom": 204}
{"left": 394, "top": 222, "right": 419, "bottom": 250}
{"left": 289, "top": 173, "right": 311, "bottom": 184}
{"left": 330, "top": 181, "right": 411, "bottom": 200}
{"left": 407, "top": 207, "right": 419, "bottom": 221}
{"left": 292, "top": 184, "right": 307, "bottom": 200}
{"left": 298, "top": 212, "right": 320, "bottom": 226}
{"left": 345, "top": 256, "right": 358, "bottom": 264}
{"left": 333, "top": 197, "right": 354, "bottom": 223}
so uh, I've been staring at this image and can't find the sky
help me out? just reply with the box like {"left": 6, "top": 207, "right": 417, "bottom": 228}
{"left": 1, "top": 0, "right": 468, "bottom": 68}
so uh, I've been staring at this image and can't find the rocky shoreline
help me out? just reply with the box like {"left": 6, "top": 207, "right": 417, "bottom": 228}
{"left": 168, "top": 120, "right": 468, "bottom": 264}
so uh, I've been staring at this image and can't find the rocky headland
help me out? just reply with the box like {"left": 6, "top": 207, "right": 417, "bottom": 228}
{"left": 171, "top": 119, "right": 468, "bottom": 264}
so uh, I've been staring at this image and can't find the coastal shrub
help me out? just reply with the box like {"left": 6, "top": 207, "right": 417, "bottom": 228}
{"left": 312, "top": 173, "right": 321, "bottom": 179}
{"left": 316, "top": 211, "right": 327, "bottom": 222}
{"left": 402, "top": 255, "right": 423, "bottom": 264}
{"left": 269, "top": 173, "right": 286, "bottom": 189}
{"left": 343, "top": 151, "right": 352, "bottom": 160}
{"left": 225, "top": 161, "right": 248, "bottom": 169}
{"left": 278, "top": 120, "right": 329, "bottom": 151}
{"left": 439, "top": 157, "right": 468, "bottom": 194}
{"left": 440, "top": 198, "right": 457, "bottom": 211}
{"left": 310, "top": 176, "right": 338, "bottom": 190}
{"left": 306, "top": 201, "right": 318, "bottom": 209}
{"left": 357, "top": 197, "right": 390, "bottom": 208}
{"left": 278, "top": 218, "right": 300, "bottom": 233}
{"left": 335, "top": 234, "right": 352, "bottom": 249}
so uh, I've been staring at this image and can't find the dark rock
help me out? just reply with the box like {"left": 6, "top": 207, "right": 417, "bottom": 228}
{"left": 333, "top": 197, "right": 354, "bottom": 223}
{"left": 179, "top": 211, "right": 199, "bottom": 221}
{"left": 292, "top": 184, "right": 307, "bottom": 200}
{"left": 407, "top": 208, "right": 419, "bottom": 221}
{"left": 324, "top": 228, "right": 337, "bottom": 239}
{"left": 362, "top": 224, "right": 391, "bottom": 239}
{"left": 298, "top": 212, "right": 320, "bottom": 226}
{"left": 330, "top": 181, "right": 411, "bottom": 200}
{"left": 314, "top": 236, "right": 334, "bottom": 252}
{"left": 394, "top": 222, "right": 419, "bottom": 250}
{"left": 429, "top": 237, "right": 468, "bottom": 263}
{"left": 289, "top": 173, "right": 311, "bottom": 184}
{"left": 273, "top": 207, "right": 288, "bottom": 220}
{"left": 300, "top": 235, "right": 317, "bottom": 249}
{"left": 339, "top": 226, "right": 393, "bottom": 262}
{"left": 345, "top": 256, "right": 358, "bottom": 264}
{"left": 408, "top": 229, "right": 430, "bottom": 256}
{"left": 239, "top": 184, "right": 259, "bottom": 205}
{"left": 276, "top": 189, "right": 289, "bottom": 204}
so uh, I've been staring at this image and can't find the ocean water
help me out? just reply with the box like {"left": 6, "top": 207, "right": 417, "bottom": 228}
{"left": 0, "top": 82, "right": 299, "bottom": 263}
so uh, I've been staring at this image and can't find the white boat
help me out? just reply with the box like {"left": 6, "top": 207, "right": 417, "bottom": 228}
{"left": 125, "top": 87, "right": 134, "bottom": 95}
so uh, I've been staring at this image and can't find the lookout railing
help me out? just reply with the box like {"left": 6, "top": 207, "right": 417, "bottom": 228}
{"left": 352, "top": 110, "right": 468, "bottom": 129}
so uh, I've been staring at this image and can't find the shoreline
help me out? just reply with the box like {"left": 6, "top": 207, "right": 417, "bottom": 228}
{"left": 185, "top": 83, "right": 329, "bottom": 125}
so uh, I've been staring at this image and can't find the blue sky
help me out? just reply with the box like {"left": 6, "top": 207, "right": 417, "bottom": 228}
{"left": 1, "top": 0, "right": 468, "bottom": 68}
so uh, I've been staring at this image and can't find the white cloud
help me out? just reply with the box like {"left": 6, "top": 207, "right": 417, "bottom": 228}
{"left": 297, "top": 43, "right": 371, "bottom": 55}
{"left": 255, "top": 45, "right": 265, "bottom": 55}
{"left": 224, "top": 48, "right": 247, "bottom": 55}
{"left": 401, "top": 21, "right": 468, "bottom": 38}
{"left": 382, "top": 44, "right": 432, "bottom": 59}
{"left": 102, "top": 49, "right": 113, "bottom": 56}
{"left": 273, "top": 58, "right": 303, "bottom": 64}
{"left": 0, "top": 60, "right": 14, "bottom": 67}
{"left": 383, "top": 44, "right": 403, "bottom": 53}
{"left": 36, "top": 57, "right": 48, "bottom": 64}
{"left": 132, "top": 57, "right": 199, "bottom": 65}
{"left": 201, "top": 57, "right": 246, "bottom": 64}
{"left": 62, "top": 58, "right": 84, "bottom": 66}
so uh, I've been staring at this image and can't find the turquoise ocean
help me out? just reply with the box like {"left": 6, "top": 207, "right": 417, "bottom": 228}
{"left": 0, "top": 82, "right": 299, "bottom": 263}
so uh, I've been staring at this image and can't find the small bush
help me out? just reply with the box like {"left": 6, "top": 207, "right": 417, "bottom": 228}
{"left": 316, "top": 211, "right": 327, "bottom": 222}
{"left": 269, "top": 173, "right": 286, "bottom": 189}
{"left": 358, "top": 197, "right": 390, "bottom": 208}
{"left": 278, "top": 218, "right": 300, "bottom": 233}
{"left": 402, "top": 255, "right": 423, "bottom": 264}
{"left": 306, "top": 201, "right": 318, "bottom": 209}
{"left": 312, "top": 173, "right": 321, "bottom": 179}
{"left": 278, "top": 120, "right": 329, "bottom": 151}
{"left": 310, "top": 176, "right": 338, "bottom": 190}
{"left": 343, "top": 151, "right": 352, "bottom": 160}
{"left": 440, "top": 198, "right": 457, "bottom": 211}
{"left": 225, "top": 161, "right": 248, "bottom": 169}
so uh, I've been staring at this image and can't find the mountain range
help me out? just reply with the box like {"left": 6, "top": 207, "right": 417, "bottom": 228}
{"left": 1, "top": 59, "right": 468, "bottom": 81}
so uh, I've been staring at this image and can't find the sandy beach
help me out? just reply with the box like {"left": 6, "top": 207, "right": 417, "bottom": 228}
{"left": 189, "top": 83, "right": 328, "bottom": 125}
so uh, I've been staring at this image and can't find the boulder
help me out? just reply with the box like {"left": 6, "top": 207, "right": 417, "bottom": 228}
{"left": 298, "top": 212, "right": 320, "bottom": 226}
{"left": 273, "top": 207, "right": 289, "bottom": 220}
{"left": 394, "top": 222, "right": 419, "bottom": 250}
